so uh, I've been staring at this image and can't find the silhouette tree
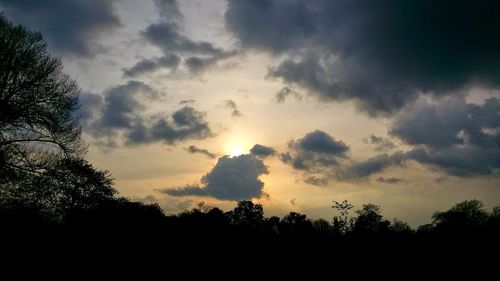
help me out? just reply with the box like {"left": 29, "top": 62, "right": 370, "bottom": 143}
{"left": 432, "top": 200, "right": 489, "bottom": 233}
{"left": 264, "top": 216, "right": 281, "bottom": 234}
{"left": 279, "top": 212, "right": 314, "bottom": 237}
{"left": 228, "top": 200, "right": 264, "bottom": 227}
{"left": 390, "top": 218, "right": 413, "bottom": 234}
{"left": 351, "top": 204, "right": 390, "bottom": 235}
{"left": 313, "top": 218, "right": 332, "bottom": 237}
{"left": 0, "top": 15, "right": 117, "bottom": 223}
{"left": 195, "top": 201, "right": 217, "bottom": 213}
{"left": 1, "top": 158, "right": 115, "bottom": 221}
{"left": 332, "top": 200, "right": 353, "bottom": 234}
{"left": 0, "top": 15, "right": 83, "bottom": 179}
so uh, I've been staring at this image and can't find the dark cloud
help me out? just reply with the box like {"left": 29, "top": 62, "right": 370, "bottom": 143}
{"left": 304, "top": 176, "right": 328, "bottom": 187}
{"left": 365, "top": 134, "right": 396, "bottom": 152}
{"left": 250, "top": 144, "right": 275, "bottom": 158}
{"left": 341, "top": 97, "right": 500, "bottom": 178}
{"left": 0, "top": 0, "right": 120, "bottom": 57}
{"left": 297, "top": 130, "right": 349, "bottom": 155}
{"left": 123, "top": 55, "right": 181, "bottom": 77}
{"left": 376, "top": 177, "right": 405, "bottom": 184}
{"left": 124, "top": 0, "right": 235, "bottom": 76}
{"left": 223, "top": 100, "right": 242, "bottom": 118}
{"left": 81, "top": 81, "right": 212, "bottom": 147}
{"left": 390, "top": 96, "right": 500, "bottom": 176}
{"left": 279, "top": 132, "right": 401, "bottom": 182}
{"left": 126, "top": 106, "right": 213, "bottom": 145}
{"left": 226, "top": 0, "right": 500, "bottom": 115}
{"left": 280, "top": 131, "right": 401, "bottom": 181}
{"left": 77, "top": 81, "right": 162, "bottom": 147}
{"left": 153, "top": 0, "right": 181, "bottom": 20}
{"left": 281, "top": 97, "right": 500, "bottom": 180}
{"left": 75, "top": 92, "right": 103, "bottom": 128}
{"left": 142, "top": 22, "right": 224, "bottom": 56}
{"left": 162, "top": 154, "right": 269, "bottom": 201}
{"left": 276, "top": 86, "right": 302, "bottom": 104}
{"left": 280, "top": 130, "right": 349, "bottom": 172}
{"left": 185, "top": 51, "right": 238, "bottom": 73}
{"left": 407, "top": 145, "right": 500, "bottom": 177}
{"left": 186, "top": 145, "right": 216, "bottom": 159}
{"left": 96, "top": 81, "right": 159, "bottom": 130}
{"left": 339, "top": 152, "right": 406, "bottom": 180}
{"left": 391, "top": 97, "right": 500, "bottom": 149}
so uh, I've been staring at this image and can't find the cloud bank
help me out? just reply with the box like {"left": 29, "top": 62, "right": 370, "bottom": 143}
{"left": 226, "top": 0, "right": 500, "bottom": 115}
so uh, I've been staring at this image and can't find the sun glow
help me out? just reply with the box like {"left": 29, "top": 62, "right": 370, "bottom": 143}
{"left": 229, "top": 145, "right": 244, "bottom": 157}
{"left": 224, "top": 134, "right": 253, "bottom": 157}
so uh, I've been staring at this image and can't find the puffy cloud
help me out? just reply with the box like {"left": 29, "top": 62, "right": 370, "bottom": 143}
{"left": 81, "top": 81, "right": 212, "bottom": 147}
{"left": 280, "top": 130, "right": 349, "bottom": 173}
{"left": 126, "top": 106, "right": 212, "bottom": 145}
{"left": 389, "top": 96, "right": 500, "bottom": 176}
{"left": 226, "top": 0, "right": 500, "bottom": 115}
{"left": 186, "top": 145, "right": 216, "bottom": 159}
{"left": 281, "top": 96, "right": 500, "bottom": 181}
{"left": 391, "top": 97, "right": 500, "bottom": 148}
{"left": 162, "top": 154, "right": 269, "bottom": 201}
{"left": 298, "top": 130, "right": 349, "bottom": 155}
{"left": 341, "top": 97, "right": 500, "bottom": 178}
{"left": 96, "top": 81, "right": 160, "bottom": 130}
{"left": 304, "top": 176, "right": 328, "bottom": 187}
{"left": 250, "top": 144, "right": 275, "bottom": 158}
{"left": 281, "top": 133, "right": 407, "bottom": 181}
{"left": 0, "top": 0, "right": 120, "bottom": 57}
{"left": 123, "top": 0, "right": 236, "bottom": 77}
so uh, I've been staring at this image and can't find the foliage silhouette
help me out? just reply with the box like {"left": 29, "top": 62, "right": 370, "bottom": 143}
{"left": 0, "top": 15, "right": 84, "bottom": 178}
{"left": 351, "top": 203, "right": 391, "bottom": 235}
{"left": 0, "top": 15, "right": 117, "bottom": 222}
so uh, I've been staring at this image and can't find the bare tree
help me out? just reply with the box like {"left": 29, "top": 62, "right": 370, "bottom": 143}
{"left": 332, "top": 200, "right": 353, "bottom": 234}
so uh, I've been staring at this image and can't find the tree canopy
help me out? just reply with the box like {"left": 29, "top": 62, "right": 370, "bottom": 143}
{"left": 0, "top": 15, "right": 83, "bottom": 179}
{"left": 0, "top": 15, "right": 114, "bottom": 221}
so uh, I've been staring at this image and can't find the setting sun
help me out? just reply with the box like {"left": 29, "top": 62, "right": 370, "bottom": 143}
{"left": 228, "top": 145, "right": 244, "bottom": 157}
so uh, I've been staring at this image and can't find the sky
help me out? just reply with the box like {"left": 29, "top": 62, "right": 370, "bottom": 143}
{"left": 1, "top": 0, "right": 499, "bottom": 226}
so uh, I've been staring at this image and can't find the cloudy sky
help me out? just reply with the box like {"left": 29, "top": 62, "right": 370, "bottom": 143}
{"left": 2, "top": 0, "right": 499, "bottom": 225}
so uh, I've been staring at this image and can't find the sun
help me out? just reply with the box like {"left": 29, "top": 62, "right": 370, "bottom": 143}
{"left": 228, "top": 145, "right": 244, "bottom": 157}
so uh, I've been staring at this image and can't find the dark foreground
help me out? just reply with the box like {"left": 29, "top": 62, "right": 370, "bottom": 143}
{"left": 2, "top": 199, "right": 499, "bottom": 272}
